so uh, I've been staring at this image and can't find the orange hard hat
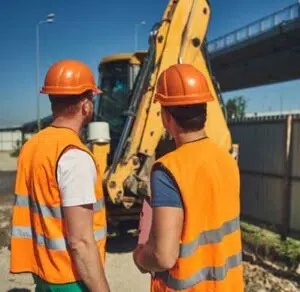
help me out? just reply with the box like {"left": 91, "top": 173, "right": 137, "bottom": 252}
{"left": 41, "top": 60, "right": 102, "bottom": 95}
{"left": 155, "top": 64, "right": 214, "bottom": 106}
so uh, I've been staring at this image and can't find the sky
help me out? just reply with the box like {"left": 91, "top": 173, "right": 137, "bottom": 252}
{"left": 0, "top": 0, "right": 299, "bottom": 126}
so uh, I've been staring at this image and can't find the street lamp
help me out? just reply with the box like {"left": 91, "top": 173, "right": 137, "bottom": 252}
{"left": 36, "top": 13, "right": 55, "bottom": 131}
{"left": 134, "top": 21, "right": 146, "bottom": 52}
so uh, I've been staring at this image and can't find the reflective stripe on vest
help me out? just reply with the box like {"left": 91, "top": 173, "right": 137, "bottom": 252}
{"left": 156, "top": 252, "right": 242, "bottom": 291}
{"left": 180, "top": 217, "right": 240, "bottom": 257}
{"left": 14, "top": 194, "right": 104, "bottom": 218}
{"left": 11, "top": 225, "right": 107, "bottom": 251}
{"left": 93, "top": 197, "right": 105, "bottom": 211}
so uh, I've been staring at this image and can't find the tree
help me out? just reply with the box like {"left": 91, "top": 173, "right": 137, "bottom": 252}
{"left": 225, "top": 96, "right": 247, "bottom": 119}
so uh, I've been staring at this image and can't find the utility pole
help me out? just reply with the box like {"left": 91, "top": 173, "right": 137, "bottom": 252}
{"left": 134, "top": 21, "right": 146, "bottom": 51}
{"left": 36, "top": 13, "right": 55, "bottom": 131}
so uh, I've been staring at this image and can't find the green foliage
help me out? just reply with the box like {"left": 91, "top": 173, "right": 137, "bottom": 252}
{"left": 226, "top": 96, "right": 247, "bottom": 119}
{"left": 241, "top": 222, "right": 300, "bottom": 271}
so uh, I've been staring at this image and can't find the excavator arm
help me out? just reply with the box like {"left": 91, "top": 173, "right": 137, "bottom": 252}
{"left": 101, "top": 0, "right": 232, "bottom": 207}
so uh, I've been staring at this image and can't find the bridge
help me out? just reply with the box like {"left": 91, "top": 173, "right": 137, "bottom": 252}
{"left": 208, "top": 3, "right": 300, "bottom": 92}
{"left": 22, "top": 3, "right": 300, "bottom": 132}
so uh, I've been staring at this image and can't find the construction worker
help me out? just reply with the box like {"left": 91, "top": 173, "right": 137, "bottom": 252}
{"left": 133, "top": 64, "right": 244, "bottom": 291}
{"left": 10, "top": 60, "right": 110, "bottom": 292}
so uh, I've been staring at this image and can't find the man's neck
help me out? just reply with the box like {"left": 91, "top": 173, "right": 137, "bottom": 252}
{"left": 174, "top": 129, "right": 207, "bottom": 148}
{"left": 51, "top": 117, "right": 82, "bottom": 135}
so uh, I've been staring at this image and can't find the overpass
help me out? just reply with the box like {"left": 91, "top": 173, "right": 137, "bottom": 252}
{"left": 208, "top": 3, "right": 300, "bottom": 92}
{"left": 22, "top": 3, "right": 300, "bottom": 132}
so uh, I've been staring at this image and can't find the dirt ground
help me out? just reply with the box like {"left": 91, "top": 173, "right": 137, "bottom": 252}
{"left": 0, "top": 152, "right": 299, "bottom": 292}
{"left": 0, "top": 246, "right": 151, "bottom": 292}
{"left": 0, "top": 191, "right": 150, "bottom": 292}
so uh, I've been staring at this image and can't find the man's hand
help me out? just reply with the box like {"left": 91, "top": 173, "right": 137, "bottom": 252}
{"left": 133, "top": 245, "right": 148, "bottom": 274}
{"left": 132, "top": 207, "right": 183, "bottom": 273}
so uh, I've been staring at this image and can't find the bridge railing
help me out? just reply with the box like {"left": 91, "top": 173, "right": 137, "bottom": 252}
{"left": 208, "top": 3, "right": 300, "bottom": 53}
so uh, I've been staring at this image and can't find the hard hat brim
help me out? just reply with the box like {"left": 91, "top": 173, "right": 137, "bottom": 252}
{"left": 40, "top": 85, "right": 103, "bottom": 95}
{"left": 155, "top": 92, "right": 214, "bottom": 106}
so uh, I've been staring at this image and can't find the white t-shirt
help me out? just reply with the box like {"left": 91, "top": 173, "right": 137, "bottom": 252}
{"left": 57, "top": 149, "right": 97, "bottom": 207}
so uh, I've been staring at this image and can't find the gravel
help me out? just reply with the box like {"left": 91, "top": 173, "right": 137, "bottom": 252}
{"left": 244, "top": 262, "right": 299, "bottom": 292}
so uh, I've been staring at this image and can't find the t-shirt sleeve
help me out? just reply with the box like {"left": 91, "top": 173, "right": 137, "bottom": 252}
{"left": 150, "top": 166, "right": 183, "bottom": 208}
{"left": 57, "top": 149, "right": 97, "bottom": 207}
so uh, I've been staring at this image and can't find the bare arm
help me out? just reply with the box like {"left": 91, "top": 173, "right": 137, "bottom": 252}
{"left": 134, "top": 206, "right": 184, "bottom": 272}
{"left": 64, "top": 204, "right": 110, "bottom": 292}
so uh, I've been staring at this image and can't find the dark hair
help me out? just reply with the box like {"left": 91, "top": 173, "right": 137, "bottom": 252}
{"left": 49, "top": 94, "right": 84, "bottom": 105}
{"left": 164, "top": 103, "right": 207, "bottom": 131}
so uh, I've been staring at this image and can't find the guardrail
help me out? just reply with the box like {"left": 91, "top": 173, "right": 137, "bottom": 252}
{"left": 208, "top": 3, "right": 300, "bottom": 53}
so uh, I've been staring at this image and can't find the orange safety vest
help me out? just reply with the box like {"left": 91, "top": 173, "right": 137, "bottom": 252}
{"left": 151, "top": 138, "right": 244, "bottom": 292}
{"left": 10, "top": 126, "right": 107, "bottom": 284}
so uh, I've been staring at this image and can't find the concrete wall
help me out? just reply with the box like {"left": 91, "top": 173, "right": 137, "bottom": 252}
{"left": 0, "top": 131, "right": 22, "bottom": 151}
{"left": 0, "top": 130, "right": 33, "bottom": 151}
{"left": 229, "top": 115, "right": 300, "bottom": 238}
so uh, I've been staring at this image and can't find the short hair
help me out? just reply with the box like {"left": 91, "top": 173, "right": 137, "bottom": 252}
{"left": 49, "top": 91, "right": 91, "bottom": 116}
{"left": 163, "top": 103, "right": 207, "bottom": 131}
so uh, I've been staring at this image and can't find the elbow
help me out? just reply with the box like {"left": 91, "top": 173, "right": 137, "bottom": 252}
{"left": 67, "top": 235, "right": 95, "bottom": 253}
{"left": 153, "top": 250, "right": 178, "bottom": 271}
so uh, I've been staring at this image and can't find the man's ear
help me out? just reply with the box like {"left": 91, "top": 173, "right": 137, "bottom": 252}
{"left": 82, "top": 99, "right": 89, "bottom": 116}
{"left": 165, "top": 109, "right": 173, "bottom": 124}
{"left": 164, "top": 108, "right": 176, "bottom": 127}
{"left": 162, "top": 107, "right": 175, "bottom": 135}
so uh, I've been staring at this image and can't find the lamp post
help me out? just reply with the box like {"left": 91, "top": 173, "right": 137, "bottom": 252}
{"left": 134, "top": 21, "right": 146, "bottom": 52}
{"left": 36, "top": 13, "right": 55, "bottom": 131}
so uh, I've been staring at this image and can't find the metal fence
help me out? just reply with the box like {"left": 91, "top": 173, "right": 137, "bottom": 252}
{"left": 229, "top": 115, "right": 300, "bottom": 239}
{"left": 208, "top": 3, "right": 300, "bottom": 54}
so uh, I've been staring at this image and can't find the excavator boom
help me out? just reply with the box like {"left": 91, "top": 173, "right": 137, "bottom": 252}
{"left": 96, "top": 0, "right": 232, "bottom": 206}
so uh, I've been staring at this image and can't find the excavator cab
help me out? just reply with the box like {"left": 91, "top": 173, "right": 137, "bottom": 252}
{"left": 95, "top": 52, "right": 147, "bottom": 160}
{"left": 87, "top": 0, "right": 237, "bottom": 211}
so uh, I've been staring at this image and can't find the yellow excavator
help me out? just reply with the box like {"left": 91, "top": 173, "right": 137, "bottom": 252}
{"left": 86, "top": 0, "right": 235, "bottom": 224}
